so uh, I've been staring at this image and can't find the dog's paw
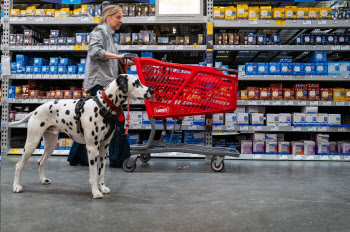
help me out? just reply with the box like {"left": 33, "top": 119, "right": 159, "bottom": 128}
{"left": 13, "top": 184, "right": 23, "bottom": 193}
{"left": 92, "top": 191, "right": 104, "bottom": 199}
{"left": 41, "top": 178, "right": 51, "bottom": 185}
{"left": 100, "top": 186, "right": 111, "bottom": 195}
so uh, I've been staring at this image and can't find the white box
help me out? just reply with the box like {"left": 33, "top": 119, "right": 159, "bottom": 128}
{"left": 278, "top": 113, "right": 291, "bottom": 126}
{"left": 15, "top": 113, "right": 29, "bottom": 122}
{"left": 182, "top": 116, "right": 194, "bottom": 125}
{"left": 251, "top": 133, "right": 265, "bottom": 141}
{"left": 330, "top": 141, "right": 338, "bottom": 153}
{"left": 250, "top": 113, "right": 264, "bottom": 125}
{"left": 213, "top": 113, "right": 224, "bottom": 126}
{"left": 277, "top": 133, "right": 284, "bottom": 142}
{"left": 241, "top": 140, "right": 252, "bottom": 154}
{"left": 265, "top": 134, "right": 277, "bottom": 141}
{"left": 265, "top": 141, "right": 278, "bottom": 154}
{"left": 266, "top": 114, "right": 279, "bottom": 126}
{"left": 234, "top": 106, "right": 245, "bottom": 113}
{"left": 304, "top": 141, "right": 315, "bottom": 155}
{"left": 65, "top": 138, "right": 73, "bottom": 150}
{"left": 292, "top": 113, "right": 306, "bottom": 126}
{"left": 317, "top": 113, "right": 328, "bottom": 126}
{"left": 58, "top": 138, "right": 66, "bottom": 150}
{"left": 193, "top": 115, "right": 205, "bottom": 125}
{"left": 313, "top": 134, "right": 329, "bottom": 143}
{"left": 127, "top": 111, "right": 143, "bottom": 125}
{"left": 328, "top": 114, "right": 341, "bottom": 126}
{"left": 225, "top": 113, "right": 237, "bottom": 126}
{"left": 253, "top": 141, "right": 265, "bottom": 154}
{"left": 245, "top": 106, "right": 259, "bottom": 113}
{"left": 339, "top": 142, "right": 350, "bottom": 154}
{"left": 237, "top": 113, "right": 249, "bottom": 125}
{"left": 291, "top": 141, "right": 304, "bottom": 155}
{"left": 305, "top": 114, "right": 317, "bottom": 126}
{"left": 301, "top": 106, "right": 318, "bottom": 114}
{"left": 316, "top": 142, "right": 330, "bottom": 155}
{"left": 142, "top": 111, "right": 150, "bottom": 124}
{"left": 278, "top": 141, "right": 290, "bottom": 154}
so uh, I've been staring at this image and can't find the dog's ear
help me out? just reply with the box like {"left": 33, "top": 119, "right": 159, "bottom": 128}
{"left": 116, "top": 75, "right": 128, "bottom": 94}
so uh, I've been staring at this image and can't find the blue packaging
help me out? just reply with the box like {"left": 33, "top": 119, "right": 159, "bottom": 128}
{"left": 41, "top": 66, "right": 50, "bottom": 74}
{"left": 215, "top": 62, "right": 222, "bottom": 68}
{"left": 9, "top": 86, "right": 16, "bottom": 98}
{"left": 304, "top": 63, "right": 316, "bottom": 75}
{"left": 293, "top": 63, "right": 305, "bottom": 75}
{"left": 75, "top": 33, "right": 87, "bottom": 45}
{"left": 268, "top": 63, "right": 281, "bottom": 74}
{"left": 16, "top": 55, "right": 33, "bottom": 65}
{"left": 67, "top": 66, "right": 77, "bottom": 74}
{"left": 57, "top": 66, "right": 67, "bottom": 74}
{"left": 50, "top": 57, "right": 59, "bottom": 66}
{"left": 198, "top": 62, "right": 206, "bottom": 66}
{"left": 308, "top": 51, "right": 327, "bottom": 63}
{"left": 247, "top": 33, "right": 256, "bottom": 45}
{"left": 34, "top": 58, "right": 48, "bottom": 66}
{"left": 296, "top": 35, "right": 304, "bottom": 44}
{"left": 270, "top": 33, "right": 280, "bottom": 44}
{"left": 141, "top": 52, "right": 154, "bottom": 58}
{"left": 245, "top": 63, "right": 258, "bottom": 75}
{"left": 279, "top": 59, "right": 292, "bottom": 63}
{"left": 33, "top": 65, "right": 42, "bottom": 74}
{"left": 59, "top": 58, "right": 74, "bottom": 66}
{"left": 11, "top": 62, "right": 17, "bottom": 74}
{"left": 258, "top": 63, "right": 269, "bottom": 75}
{"left": 16, "top": 62, "right": 26, "bottom": 74}
{"left": 238, "top": 65, "right": 246, "bottom": 75}
{"left": 328, "top": 62, "right": 341, "bottom": 75}
{"left": 80, "top": 58, "right": 86, "bottom": 64}
{"left": 25, "top": 66, "right": 34, "bottom": 74}
{"left": 280, "top": 63, "right": 293, "bottom": 75}
{"left": 222, "top": 65, "right": 229, "bottom": 74}
{"left": 49, "top": 66, "right": 58, "bottom": 74}
{"left": 78, "top": 64, "right": 85, "bottom": 74}
{"left": 315, "top": 63, "right": 328, "bottom": 75}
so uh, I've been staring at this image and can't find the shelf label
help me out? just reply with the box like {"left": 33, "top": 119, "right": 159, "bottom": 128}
{"left": 42, "top": 74, "right": 49, "bottom": 79}
{"left": 338, "top": 128, "right": 347, "bottom": 132}
{"left": 272, "top": 101, "right": 281, "bottom": 105}
{"left": 344, "top": 156, "right": 350, "bottom": 161}
{"left": 175, "top": 45, "right": 184, "bottom": 50}
{"left": 249, "top": 20, "right": 258, "bottom": 25}
{"left": 293, "top": 155, "right": 303, "bottom": 160}
{"left": 81, "top": 17, "right": 90, "bottom": 21}
{"left": 310, "top": 101, "right": 319, "bottom": 106}
{"left": 335, "top": 101, "right": 345, "bottom": 106}
{"left": 240, "top": 126, "right": 249, "bottom": 131}
{"left": 253, "top": 154, "right": 261, "bottom": 159}
{"left": 331, "top": 45, "right": 341, "bottom": 50}
{"left": 292, "top": 127, "right": 302, "bottom": 131}
{"left": 193, "top": 45, "right": 198, "bottom": 48}
{"left": 145, "top": 125, "right": 152, "bottom": 129}
{"left": 50, "top": 46, "right": 57, "bottom": 50}
{"left": 342, "top": 46, "right": 350, "bottom": 50}
{"left": 261, "top": 101, "right": 269, "bottom": 105}
{"left": 26, "top": 74, "right": 33, "bottom": 79}
{"left": 318, "top": 20, "right": 326, "bottom": 25}
{"left": 74, "top": 45, "right": 83, "bottom": 50}
{"left": 320, "top": 155, "right": 329, "bottom": 160}
{"left": 10, "top": 149, "right": 21, "bottom": 154}
{"left": 306, "top": 155, "right": 314, "bottom": 160}
{"left": 269, "top": 127, "right": 280, "bottom": 131}
{"left": 317, "top": 127, "right": 327, "bottom": 132}
{"left": 297, "top": 101, "right": 307, "bottom": 105}
{"left": 158, "top": 45, "right": 167, "bottom": 50}
{"left": 146, "top": 16, "right": 155, "bottom": 21}
{"left": 34, "top": 17, "right": 44, "bottom": 22}
{"left": 248, "top": 100, "right": 258, "bottom": 105}
{"left": 331, "top": 156, "right": 340, "bottom": 160}
{"left": 322, "top": 101, "right": 332, "bottom": 106}
{"left": 23, "top": 46, "right": 32, "bottom": 50}
{"left": 132, "top": 125, "right": 142, "bottom": 129}
{"left": 279, "top": 155, "right": 288, "bottom": 159}
{"left": 253, "top": 126, "right": 262, "bottom": 131}
{"left": 303, "top": 20, "right": 311, "bottom": 25}
{"left": 284, "top": 101, "right": 294, "bottom": 105}
{"left": 276, "top": 20, "right": 285, "bottom": 25}
{"left": 93, "top": 17, "right": 100, "bottom": 22}
{"left": 120, "top": 45, "right": 130, "bottom": 50}
{"left": 308, "top": 127, "right": 317, "bottom": 132}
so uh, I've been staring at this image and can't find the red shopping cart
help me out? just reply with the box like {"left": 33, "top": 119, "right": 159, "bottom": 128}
{"left": 123, "top": 58, "right": 240, "bottom": 172}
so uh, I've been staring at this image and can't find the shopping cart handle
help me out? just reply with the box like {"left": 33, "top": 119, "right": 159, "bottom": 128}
{"left": 124, "top": 53, "right": 139, "bottom": 59}
{"left": 215, "top": 68, "right": 238, "bottom": 73}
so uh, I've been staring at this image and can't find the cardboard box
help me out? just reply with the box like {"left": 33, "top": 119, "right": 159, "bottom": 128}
{"left": 278, "top": 141, "right": 290, "bottom": 154}
{"left": 248, "top": 6, "right": 260, "bottom": 20}
{"left": 317, "top": 113, "right": 328, "bottom": 126}
{"left": 253, "top": 141, "right": 265, "bottom": 154}
{"left": 333, "top": 88, "right": 345, "bottom": 101}
{"left": 285, "top": 6, "right": 297, "bottom": 19}
{"left": 260, "top": 6, "right": 272, "bottom": 19}
{"left": 304, "top": 141, "right": 315, "bottom": 155}
{"left": 309, "top": 8, "right": 320, "bottom": 19}
{"left": 224, "top": 6, "right": 236, "bottom": 20}
{"left": 297, "top": 7, "right": 309, "bottom": 19}
{"left": 250, "top": 113, "right": 264, "bottom": 126}
{"left": 266, "top": 141, "right": 278, "bottom": 154}
{"left": 291, "top": 141, "right": 304, "bottom": 155}
{"left": 241, "top": 140, "right": 252, "bottom": 154}
{"left": 266, "top": 114, "right": 279, "bottom": 126}
{"left": 225, "top": 113, "right": 237, "bottom": 126}
{"left": 213, "top": 113, "right": 224, "bottom": 126}
{"left": 237, "top": 4, "right": 248, "bottom": 18}
{"left": 265, "top": 134, "right": 277, "bottom": 141}
{"left": 237, "top": 113, "right": 249, "bottom": 125}
{"left": 328, "top": 114, "right": 341, "bottom": 126}
{"left": 305, "top": 114, "right": 317, "bottom": 126}
{"left": 313, "top": 134, "right": 329, "bottom": 143}
{"left": 251, "top": 133, "right": 265, "bottom": 141}
{"left": 301, "top": 106, "right": 318, "bottom": 114}
{"left": 279, "top": 113, "right": 291, "bottom": 126}
{"left": 292, "top": 113, "right": 306, "bottom": 126}
{"left": 316, "top": 142, "right": 330, "bottom": 155}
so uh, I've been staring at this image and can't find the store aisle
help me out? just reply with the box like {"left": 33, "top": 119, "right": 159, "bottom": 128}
{"left": 2, "top": 156, "right": 350, "bottom": 232}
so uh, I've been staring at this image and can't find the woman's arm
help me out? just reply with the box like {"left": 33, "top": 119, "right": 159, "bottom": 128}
{"left": 104, "top": 52, "right": 124, "bottom": 60}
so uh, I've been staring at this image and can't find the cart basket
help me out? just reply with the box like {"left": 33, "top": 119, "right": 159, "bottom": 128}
{"left": 135, "top": 58, "right": 238, "bottom": 120}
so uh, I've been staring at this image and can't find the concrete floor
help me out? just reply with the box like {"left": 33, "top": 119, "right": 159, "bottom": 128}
{"left": 1, "top": 156, "right": 350, "bottom": 232}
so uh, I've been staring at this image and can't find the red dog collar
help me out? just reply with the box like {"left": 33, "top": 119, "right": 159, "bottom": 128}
{"left": 101, "top": 90, "right": 124, "bottom": 122}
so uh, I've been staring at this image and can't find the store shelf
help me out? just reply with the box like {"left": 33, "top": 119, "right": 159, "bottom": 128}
{"left": 213, "top": 125, "right": 350, "bottom": 132}
{"left": 239, "top": 75, "right": 350, "bottom": 81}
{"left": 8, "top": 123, "right": 206, "bottom": 131}
{"left": 9, "top": 45, "right": 206, "bottom": 52}
{"left": 237, "top": 100, "right": 350, "bottom": 107}
{"left": 214, "top": 45, "right": 350, "bottom": 51}
{"left": 9, "top": 16, "right": 207, "bottom": 25}
{"left": 214, "top": 19, "right": 350, "bottom": 29}
{"left": 7, "top": 148, "right": 350, "bottom": 161}
{"left": 9, "top": 74, "right": 84, "bottom": 80}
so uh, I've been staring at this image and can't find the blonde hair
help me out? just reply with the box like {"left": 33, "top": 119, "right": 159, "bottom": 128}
{"left": 99, "top": 5, "right": 122, "bottom": 25}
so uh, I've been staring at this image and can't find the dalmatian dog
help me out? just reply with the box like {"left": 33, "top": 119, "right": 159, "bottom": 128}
{"left": 11, "top": 74, "right": 153, "bottom": 199}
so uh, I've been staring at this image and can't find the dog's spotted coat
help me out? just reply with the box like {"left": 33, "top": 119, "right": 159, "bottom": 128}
{"left": 11, "top": 74, "right": 153, "bottom": 199}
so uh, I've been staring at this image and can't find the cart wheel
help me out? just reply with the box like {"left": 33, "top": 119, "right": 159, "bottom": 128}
{"left": 123, "top": 159, "right": 136, "bottom": 172}
{"left": 211, "top": 158, "right": 224, "bottom": 172}
{"left": 140, "top": 154, "right": 151, "bottom": 163}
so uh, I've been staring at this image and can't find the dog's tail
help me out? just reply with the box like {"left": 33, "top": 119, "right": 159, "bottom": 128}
{"left": 9, "top": 112, "right": 34, "bottom": 126}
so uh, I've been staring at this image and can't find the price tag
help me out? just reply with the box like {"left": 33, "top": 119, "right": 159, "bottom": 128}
{"left": 42, "top": 45, "right": 49, "bottom": 50}
{"left": 338, "top": 128, "right": 347, "bottom": 132}
{"left": 284, "top": 101, "right": 294, "bottom": 105}
{"left": 317, "top": 127, "right": 327, "bottom": 132}
{"left": 320, "top": 155, "right": 329, "bottom": 160}
{"left": 145, "top": 125, "right": 152, "bottom": 129}
{"left": 34, "top": 75, "right": 42, "bottom": 79}
{"left": 93, "top": 17, "right": 100, "bottom": 22}
{"left": 292, "top": 127, "right": 302, "bottom": 131}
{"left": 335, "top": 101, "right": 345, "bottom": 106}
{"left": 66, "top": 45, "right": 73, "bottom": 50}
{"left": 270, "top": 127, "right": 280, "bottom": 131}
{"left": 253, "top": 126, "right": 262, "bottom": 131}
{"left": 331, "top": 156, "right": 340, "bottom": 160}
{"left": 265, "top": 21, "right": 270, "bottom": 24}
{"left": 26, "top": 74, "right": 33, "bottom": 79}
{"left": 81, "top": 17, "right": 90, "bottom": 21}
{"left": 74, "top": 45, "right": 83, "bottom": 50}
{"left": 240, "top": 126, "right": 248, "bottom": 131}
{"left": 132, "top": 124, "right": 142, "bottom": 129}
{"left": 158, "top": 45, "right": 167, "bottom": 50}
{"left": 310, "top": 101, "right": 319, "bottom": 106}
{"left": 249, "top": 20, "right": 258, "bottom": 25}
{"left": 344, "top": 156, "right": 350, "bottom": 161}
{"left": 306, "top": 155, "right": 315, "bottom": 160}
{"left": 61, "top": 74, "right": 68, "bottom": 79}
{"left": 175, "top": 45, "right": 184, "bottom": 50}
{"left": 226, "top": 126, "right": 235, "bottom": 131}
{"left": 147, "top": 16, "right": 155, "bottom": 21}
{"left": 253, "top": 154, "right": 261, "bottom": 159}
{"left": 318, "top": 20, "right": 326, "bottom": 25}
{"left": 50, "top": 46, "right": 57, "bottom": 50}
{"left": 30, "top": 99, "right": 39, "bottom": 103}
{"left": 293, "top": 155, "right": 303, "bottom": 160}
{"left": 51, "top": 74, "right": 58, "bottom": 79}
{"left": 297, "top": 101, "right": 307, "bottom": 105}
{"left": 34, "top": 17, "right": 44, "bottom": 22}
{"left": 272, "top": 101, "right": 281, "bottom": 105}
{"left": 138, "top": 45, "right": 147, "bottom": 50}
{"left": 42, "top": 74, "right": 49, "bottom": 79}
{"left": 331, "top": 46, "right": 341, "bottom": 50}
{"left": 261, "top": 101, "right": 270, "bottom": 105}
{"left": 276, "top": 20, "right": 285, "bottom": 25}
{"left": 248, "top": 100, "right": 258, "bottom": 105}
{"left": 10, "top": 149, "right": 21, "bottom": 154}
{"left": 23, "top": 46, "right": 32, "bottom": 50}
{"left": 307, "top": 127, "right": 317, "bottom": 132}
{"left": 58, "top": 46, "right": 66, "bottom": 50}
{"left": 10, "top": 17, "right": 18, "bottom": 22}
{"left": 120, "top": 45, "right": 130, "bottom": 50}
{"left": 279, "top": 155, "right": 288, "bottom": 160}
{"left": 322, "top": 101, "right": 332, "bottom": 106}
{"left": 193, "top": 45, "right": 198, "bottom": 48}
{"left": 342, "top": 46, "right": 350, "bottom": 51}
{"left": 303, "top": 20, "right": 311, "bottom": 25}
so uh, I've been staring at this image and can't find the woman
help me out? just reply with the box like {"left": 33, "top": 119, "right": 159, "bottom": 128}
{"left": 68, "top": 5, "right": 132, "bottom": 167}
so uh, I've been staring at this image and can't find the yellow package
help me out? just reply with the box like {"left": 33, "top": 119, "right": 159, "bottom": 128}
{"left": 260, "top": 6, "right": 272, "bottom": 19}
{"left": 81, "top": 5, "right": 88, "bottom": 16}
{"left": 320, "top": 7, "right": 332, "bottom": 19}
{"left": 54, "top": 10, "right": 60, "bottom": 17}
{"left": 10, "top": 9, "right": 20, "bottom": 16}
{"left": 73, "top": 8, "right": 81, "bottom": 16}
{"left": 297, "top": 8, "right": 309, "bottom": 19}
{"left": 46, "top": 9, "right": 55, "bottom": 17}
{"left": 224, "top": 6, "right": 236, "bottom": 20}
{"left": 213, "top": 6, "right": 225, "bottom": 19}
{"left": 60, "top": 8, "right": 70, "bottom": 17}
{"left": 26, "top": 6, "right": 36, "bottom": 16}
{"left": 241, "top": 90, "right": 248, "bottom": 100}
{"left": 59, "top": 139, "right": 66, "bottom": 149}
{"left": 35, "top": 9, "right": 46, "bottom": 16}
{"left": 248, "top": 6, "right": 260, "bottom": 20}
{"left": 237, "top": 4, "right": 248, "bottom": 18}
{"left": 285, "top": 6, "right": 297, "bottom": 19}
{"left": 20, "top": 10, "right": 26, "bottom": 16}
{"left": 346, "top": 89, "right": 350, "bottom": 101}
{"left": 273, "top": 8, "right": 285, "bottom": 19}
{"left": 308, "top": 8, "right": 320, "bottom": 19}
{"left": 333, "top": 88, "right": 345, "bottom": 101}
{"left": 65, "top": 139, "right": 73, "bottom": 149}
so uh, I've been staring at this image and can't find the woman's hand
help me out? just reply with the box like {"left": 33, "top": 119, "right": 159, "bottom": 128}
{"left": 128, "top": 59, "right": 135, "bottom": 66}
